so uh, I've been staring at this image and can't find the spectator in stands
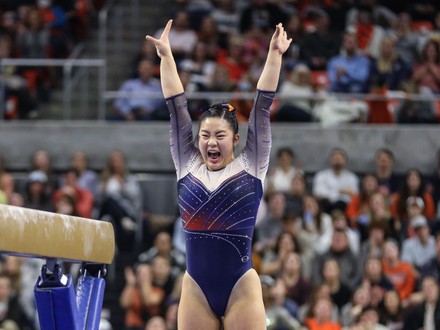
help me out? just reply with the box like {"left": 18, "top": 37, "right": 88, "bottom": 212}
{"left": 345, "top": 173, "right": 380, "bottom": 234}
{"left": 358, "top": 220, "right": 388, "bottom": 269}
{"left": 255, "top": 191, "right": 287, "bottom": 252}
{"left": 296, "top": 195, "right": 333, "bottom": 263}
{"left": 321, "top": 258, "right": 352, "bottom": 311}
{"left": 390, "top": 168, "right": 436, "bottom": 237}
{"left": 144, "top": 316, "right": 167, "bottom": 330}
{"left": 427, "top": 148, "right": 440, "bottom": 219}
{"left": 327, "top": 31, "right": 371, "bottom": 93}
{"left": 393, "top": 12, "right": 421, "bottom": 65}
{"left": 282, "top": 11, "right": 304, "bottom": 66}
{"left": 419, "top": 232, "right": 440, "bottom": 281}
{"left": 346, "top": 5, "right": 385, "bottom": 59}
{"left": 276, "top": 63, "right": 314, "bottom": 122}
{"left": 0, "top": 34, "right": 38, "bottom": 119}
{"left": 381, "top": 239, "right": 416, "bottom": 302}
{"left": 300, "top": 9, "right": 341, "bottom": 71}
{"left": 120, "top": 263, "right": 165, "bottom": 330}
{"left": 260, "top": 231, "right": 301, "bottom": 276}
{"left": 0, "top": 155, "right": 14, "bottom": 202}
{"left": 29, "top": 149, "right": 59, "bottom": 196}
{"left": 179, "top": 41, "right": 217, "bottom": 91}
{"left": 285, "top": 174, "right": 307, "bottom": 217}
{"left": 316, "top": 209, "right": 360, "bottom": 256}
{"left": 354, "top": 305, "right": 388, "bottom": 330}
{"left": 406, "top": 0, "right": 439, "bottom": 23}
{"left": 53, "top": 167, "right": 94, "bottom": 218}
{"left": 70, "top": 151, "right": 99, "bottom": 195}
{"left": 312, "top": 148, "right": 359, "bottom": 214}
{"left": 340, "top": 285, "right": 372, "bottom": 327}
{"left": 278, "top": 251, "right": 312, "bottom": 307}
{"left": 304, "top": 297, "right": 342, "bottom": 330}
{"left": 312, "top": 229, "right": 361, "bottom": 290}
{"left": 153, "top": 11, "right": 197, "bottom": 63}
{"left": 23, "top": 170, "right": 53, "bottom": 212}
{"left": 402, "top": 276, "right": 440, "bottom": 330}
{"left": 374, "top": 148, "right": 401, "bottom": 197}
{"left": 210, "top": 0, "right": 240, "bottom": 46}
{"left": 265, "top": 147, "right": 303, "bottom": 196}
{"left": 412, "top": 38, "right": 440, "bottom": 94}
{"left": 369, "top": 35, "right": 412, "bottom": 92}
{"left": 131, "top": 39, "right": 160, "bottom": 79}
{"left": 15, "top": 6, "right": 49, "bottom": 58}
{"left": 361, "top": 256, "right": 394, "bottom": 304}
{"left": 96, "top": 150, "right": 142, "bottom": 252}
{"left": 215, "top": 34, "right": 248, "bottom": 84}
{"left": 401, "top": 215, "right": 436, "bottom": 272}
{"left": 260, "top": 275, "right": 301, "bottom": 330}
{"left": 196, "top": 16, "right": 221, "bottom": 60}
{"left": 112, "top": 59, "right": 164, "bottom": 121}
{"left": 0, "top": 273, "right": 33, "bottom": 330}
{"left": 345, "top": 0, "right": 398, "bottom": 29}
{"left": 239, "top": 0, "right": 287, "bottom": 35}
{"left": 137, "top": 231, "right": 186, "bottom": 279}
{"left": 378, "top": 289, "right": 404, "bottom": 330}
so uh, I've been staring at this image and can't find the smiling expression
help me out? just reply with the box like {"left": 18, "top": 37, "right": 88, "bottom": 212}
{"left": 198, "top": 117, "right": 239, "bottom": 171}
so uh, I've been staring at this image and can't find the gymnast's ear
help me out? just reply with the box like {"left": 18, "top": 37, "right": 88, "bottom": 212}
{"left": 233, "top": 134, "right": 240, "bottom": 147}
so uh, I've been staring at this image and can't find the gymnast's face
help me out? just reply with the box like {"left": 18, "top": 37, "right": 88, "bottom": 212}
{"left": 198, "top": 117, "right": 239, "bottom": 171}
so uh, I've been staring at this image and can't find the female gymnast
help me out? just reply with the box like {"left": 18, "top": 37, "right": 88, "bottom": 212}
{"left": 147, "top": 19, "right": 291, "bottom": 330}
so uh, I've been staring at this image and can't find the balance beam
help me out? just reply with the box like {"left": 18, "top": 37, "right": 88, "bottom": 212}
{"left": 0, "top": 204, "right": 115, "bottom": 264}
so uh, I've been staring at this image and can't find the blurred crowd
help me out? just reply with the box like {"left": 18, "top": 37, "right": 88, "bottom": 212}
{"left": 0, "top": 0, "right": 102, "bottom": 120}
{"left": 0, "top": 142, "right": 440, "bottom": 329}
{"left": 111, "top": 0, "right": 440, "bottom": 125}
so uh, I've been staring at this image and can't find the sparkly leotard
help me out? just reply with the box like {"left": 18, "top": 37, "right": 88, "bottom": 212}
{"left": 166, "top": 90, "right": 274, "bottom": 318}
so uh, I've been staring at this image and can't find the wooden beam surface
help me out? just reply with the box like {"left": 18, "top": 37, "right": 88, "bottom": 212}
{"left": 0, "top": 204, "right": 115, "bottom": 264}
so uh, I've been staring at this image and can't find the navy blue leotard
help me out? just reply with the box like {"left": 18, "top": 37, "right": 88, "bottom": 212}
{"left": 166, "top": 90, "right": 274, "bottom": 318}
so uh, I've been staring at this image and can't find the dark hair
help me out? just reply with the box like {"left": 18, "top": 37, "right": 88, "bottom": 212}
{"left": 375, "top": 147, "right": 394, "bottom": 161}
{"left": 277, "top": 147, "right": 295, "bottom": 159}
{"left": 198, "top": 102, "right": 239, "bottom": 135}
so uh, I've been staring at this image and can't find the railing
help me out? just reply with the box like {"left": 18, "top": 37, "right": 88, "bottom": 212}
{"left": 0, "top": 58, "right": 106, "bottom": 120}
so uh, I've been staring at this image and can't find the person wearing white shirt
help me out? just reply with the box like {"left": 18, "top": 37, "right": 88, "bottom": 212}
{"left": 313, "top": 148, "right": 359, "bottom": 213}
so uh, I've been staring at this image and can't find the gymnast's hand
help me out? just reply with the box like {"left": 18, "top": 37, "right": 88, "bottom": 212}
{"left": 146, "top": 19, "right": 173, "bottom": 59}
{"left": 269, "top": 23, "right": 292, "bottom": 56}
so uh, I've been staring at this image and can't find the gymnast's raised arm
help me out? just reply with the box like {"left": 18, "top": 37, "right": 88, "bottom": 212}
{"left": 257, "top": 23, "right": 292, "bottom": 92}
{"left": 146, "top": 19, "right": 183, "bottom": 98}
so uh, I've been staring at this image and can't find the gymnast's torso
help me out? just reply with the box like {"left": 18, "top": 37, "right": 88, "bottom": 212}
{"left": 166, "top": 90, "right": 274, "bottom": 318}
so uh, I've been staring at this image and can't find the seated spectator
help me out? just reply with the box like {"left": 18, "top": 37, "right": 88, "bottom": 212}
{"left": 345, "top": 173, "right": 380, "bottom": 234}
{"left": 340, "top": 285, "right": 372, "bottom": 327}
{"left": 373, "top": 148, "right": 402, "bottom": 197}
{"left": 120, "top": 263, "right": 165, "bottom": 330}
{"left": 276, "top": 63, "right": 315, "bottom": 122}
{"left": 210, "top": 0, "right": 239, "bottom": 44}
{"left": 285, "top": 174, "right": 307, "bottom": 217}
{"left": 300, "top": 10, "right": 341, "bottom": 71}
{"left": 315, "top": 209, "right": 360, "bottom": 255}
{"left": 0, "top": 273, "right": 33, "bottom": 329}
{"left": 304, "top": 297, "right": 342, "bottom": 330}
{"left": 131, "top": 39, "right": 160, "bottom": 78}
{"left": 283, "top": 11, "right": 304, "bottom": 66}
{"left": 0, "top": 34, "right": 39, "bottom": 120}
{"left": 111, "top": 59, "right": 164, "bottom": 121}
{"left": 53, "top": 168, "right": 94, "bottom": 218}
{"left": 138, "top": 231, "right": 186, "bottom": 279}
{"left": 345, "top": 0, "right": 398, "bottom": 29}
{"left": 265, "top": 147, "right": 303, "bottom": 196}
{"left": 327, "top": 31, "right": 371, "bottom": 93}
{"left": 402, "top": 276, "right": 440, "bottom": 330}
{"left": 369, "top": 35, "right": 412, "bottom": 92}
{"left": 260, "top": 231, "right": 301, "bottom": 277}
{"left": 358, "top": 220, "right": 389, "bottom": 269}
{"left": 278, "top": 252, "right": 313, "bottom": 307}
{"left": 312, "top": 148, "right": 359, "bottom": 214}
{"left": 401, "top": 215, "right": 436, "bottom": 272}
{"left": 23, "top": 170, "right": 53, "bottom": 212}
{"left": 196, "top": 16, "right": 222, "bottom": 60}
{"left": 347, "top": 5, "right": 386, "bottom": 59}
{"left": 0, "top": 154, "right": 14, "bottom": 202}
{"left": 361, "top": 256, "right": 394, "bottom": 306}
{"left": 215, "top": 34, "right": 248, "bottom": 84}
{"left": 378, "top": 289, "right": 404, "bottom": 330}
{"left": 419, "top": 232, "right": 440, "bottom": 282}
{"left": 381, "top": 239, "right": 416, "bottom": 302}
{"left": 353, "top": 305, "right": 388, "bottom": 330}
{"left": 412, "top": 38, "right": 440, "bottom": 94}
{"left": 312, "top": 229, "right": 361, "bottom": 290}
{"left": 321, "top": 258, "right": 352, "bottom": 311}
{"left": 260, "top": 275, "right": 301, "bottom": 330}
{"left": 29, "top": 149, "right": 59, "bottom": 196}
{"left": 239, "top": 0, "right": 287, "bottom": 36}
{"left": 153, "top": 11, "right": 197, "bottom": 63}
{"left": 298, "top": 283, "right": 339, "bottom": 324}
{"left": 390, "top": 168, "right": 436, "bottom": 238}
{"left": 427, "top": 148, "right": 440, "bottom": 219}
{"left": 393, "top": 12, "right": 421, "bottom": 65}
{"left": 70, "top": 151, "right": 99, "bottom": 195}
{"left": 144, "top": 316, "right": 167, "bottom": 330}
{"left": 96, "top": 150, "right": 142, "bottom": 252}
